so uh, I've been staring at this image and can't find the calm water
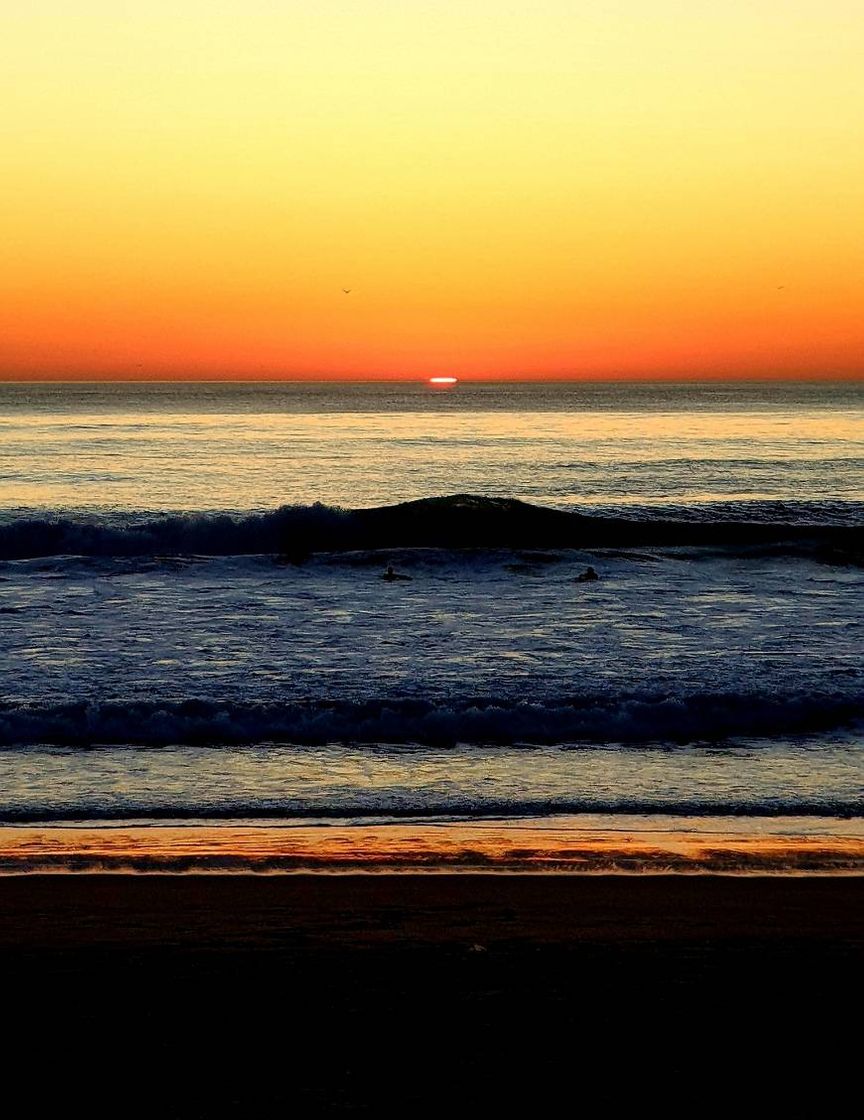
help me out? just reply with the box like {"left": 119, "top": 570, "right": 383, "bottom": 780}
{"left": 0, "top": 380, "right": 862, "bottom": 869}
{"left": 1, "top": 380, "right": 862, "bottom": 513}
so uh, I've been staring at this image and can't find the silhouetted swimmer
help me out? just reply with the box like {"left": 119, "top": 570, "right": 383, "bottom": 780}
{"left": 382, "top": 564, "right": 412, "bottom": 582}
{"left": 575, "top": 566, "right": 599, "bottom": 583}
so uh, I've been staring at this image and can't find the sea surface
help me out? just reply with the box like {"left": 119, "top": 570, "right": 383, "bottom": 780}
{"left": 1, "top": 380, "right": 862, "bottom": 871}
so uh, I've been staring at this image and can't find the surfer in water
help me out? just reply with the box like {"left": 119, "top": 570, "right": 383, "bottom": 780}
{"left": 575, "top": 566, "right": 599, "bottom": 583}
{"left": 382, "top": 564, "right": 412, "bottom": 582}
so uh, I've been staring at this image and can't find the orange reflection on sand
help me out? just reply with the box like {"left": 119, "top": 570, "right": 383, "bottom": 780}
{"left": 1, "top": 819, "right": 863, "bottom": 874}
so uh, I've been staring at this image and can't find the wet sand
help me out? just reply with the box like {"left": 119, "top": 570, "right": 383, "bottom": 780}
{"left": 2, "top": 873, "right": 862, "bottom": 1115}
{"left": 4, "top": 816, "right": 862, "bottom": 873}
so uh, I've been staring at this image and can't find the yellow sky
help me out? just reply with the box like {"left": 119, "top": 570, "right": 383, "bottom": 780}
{"left": 2, "top": 2, "right": 862, "bottom": 379}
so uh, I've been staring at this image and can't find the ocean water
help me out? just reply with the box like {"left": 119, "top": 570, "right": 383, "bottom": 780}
{"left": 1, "top": 380, "right": 862, "bottom": 871}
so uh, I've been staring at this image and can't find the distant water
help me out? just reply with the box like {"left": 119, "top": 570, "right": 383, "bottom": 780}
{"left": 1, "top": 380, "right": 862, "bottom": 870}
{"left": 1, "top": 380, "right": 863, "bottom": 514}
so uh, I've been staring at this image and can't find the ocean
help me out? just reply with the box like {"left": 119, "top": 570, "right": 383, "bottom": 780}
{"left": 1, "top": 379, "right": 862, "bottom": 872}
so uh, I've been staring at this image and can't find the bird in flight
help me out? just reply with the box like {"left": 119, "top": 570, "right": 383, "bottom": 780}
{"left": 342, "top": 288, "right": 352, "bottom": 294}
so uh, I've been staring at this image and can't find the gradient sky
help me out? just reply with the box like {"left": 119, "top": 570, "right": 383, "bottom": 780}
{"left": 2, "top": 2, "right": 862, "bottom": 380}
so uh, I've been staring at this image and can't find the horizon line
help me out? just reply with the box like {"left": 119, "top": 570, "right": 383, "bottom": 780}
{"left": 1, "top": 373, "right": 863, "bottom": 385}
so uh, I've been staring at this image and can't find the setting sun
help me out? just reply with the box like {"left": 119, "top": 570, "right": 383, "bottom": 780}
{"left": 2, "top": 7, "right": 863, "bottom": 1109}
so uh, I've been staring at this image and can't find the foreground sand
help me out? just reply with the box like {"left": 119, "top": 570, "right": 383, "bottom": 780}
{"left": 2, "top": 873, "right": 862, "bottom": 1115}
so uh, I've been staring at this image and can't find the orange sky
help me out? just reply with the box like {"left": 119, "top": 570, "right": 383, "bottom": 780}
{"left": 2, "top": 2, "right": 863, "bottom": 381}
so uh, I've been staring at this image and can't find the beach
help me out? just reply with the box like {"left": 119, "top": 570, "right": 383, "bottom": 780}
{"left": 2, "top": 872, "right": 862, "bottom": 1115}
{"left": 2, "top": 381, "right": 862, "bottom": 1114}
{"left": 6, "top": 0, "right": 864, "bottom": 1109}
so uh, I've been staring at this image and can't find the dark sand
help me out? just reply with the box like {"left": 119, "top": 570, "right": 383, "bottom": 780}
{"left": 2, "top": 874, "right": 862, "bottom": 1116}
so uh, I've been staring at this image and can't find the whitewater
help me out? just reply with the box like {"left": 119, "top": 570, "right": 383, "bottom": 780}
{"left": 1, "top": 380, "right": 862, "bottom": 868}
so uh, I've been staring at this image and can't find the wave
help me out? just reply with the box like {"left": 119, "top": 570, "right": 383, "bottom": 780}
{"left": 1, "top": 691, "right": 862, "bottom": 747}
{"left": 0, "top": 495, "right": 862, "bottom": 561}
{"left": 586, "top": 498, "right": 864, "bottom": 527}
{"left": 0, "top": 795, "right": 861, "bottom": 824}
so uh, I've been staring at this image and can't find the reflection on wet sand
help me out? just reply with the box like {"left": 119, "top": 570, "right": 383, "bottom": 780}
{"left": 2, "top": 815, "right": 862, "bottom": 873}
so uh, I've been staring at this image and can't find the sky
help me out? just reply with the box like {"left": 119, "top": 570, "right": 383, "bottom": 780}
{"left": 1, "top": 1, "right": 862, "bottom": 381}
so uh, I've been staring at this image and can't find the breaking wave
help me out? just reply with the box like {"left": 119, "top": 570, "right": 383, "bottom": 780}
{"left": 0, "top": 495, "right": 861, "bottom": 561}
{"left": 1, "top": 690, "right": 862, "bottom": 748}
{"left": 1, "top": 796, "right": 861, "bottom": 824}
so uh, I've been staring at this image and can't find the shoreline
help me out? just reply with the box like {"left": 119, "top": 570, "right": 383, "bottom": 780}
{"left": 3, "top": 814, "right": 862, "bottom": 874}
{"left": 7, "top": 865, "right": 864, "bottom": 875}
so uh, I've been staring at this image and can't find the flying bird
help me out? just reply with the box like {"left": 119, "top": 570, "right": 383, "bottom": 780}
{"left": 342, "top": 288, "right": 352, "bottom": 294}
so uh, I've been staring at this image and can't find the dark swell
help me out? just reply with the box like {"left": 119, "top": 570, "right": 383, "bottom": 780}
{"left": 0, "top": 495, "right": 862, "bottom": 560}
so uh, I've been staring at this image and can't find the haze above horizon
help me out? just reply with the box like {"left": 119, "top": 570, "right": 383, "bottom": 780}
{"left": 2, "top": 2, "right": 862, "bottom": 381}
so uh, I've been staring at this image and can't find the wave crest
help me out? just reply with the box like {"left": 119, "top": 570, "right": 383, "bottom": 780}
{"left": 1, "top": 691, "right": 861, "bottom": 747}
{"left": 0, "top": 495, "right": 862, "bottom": 561}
